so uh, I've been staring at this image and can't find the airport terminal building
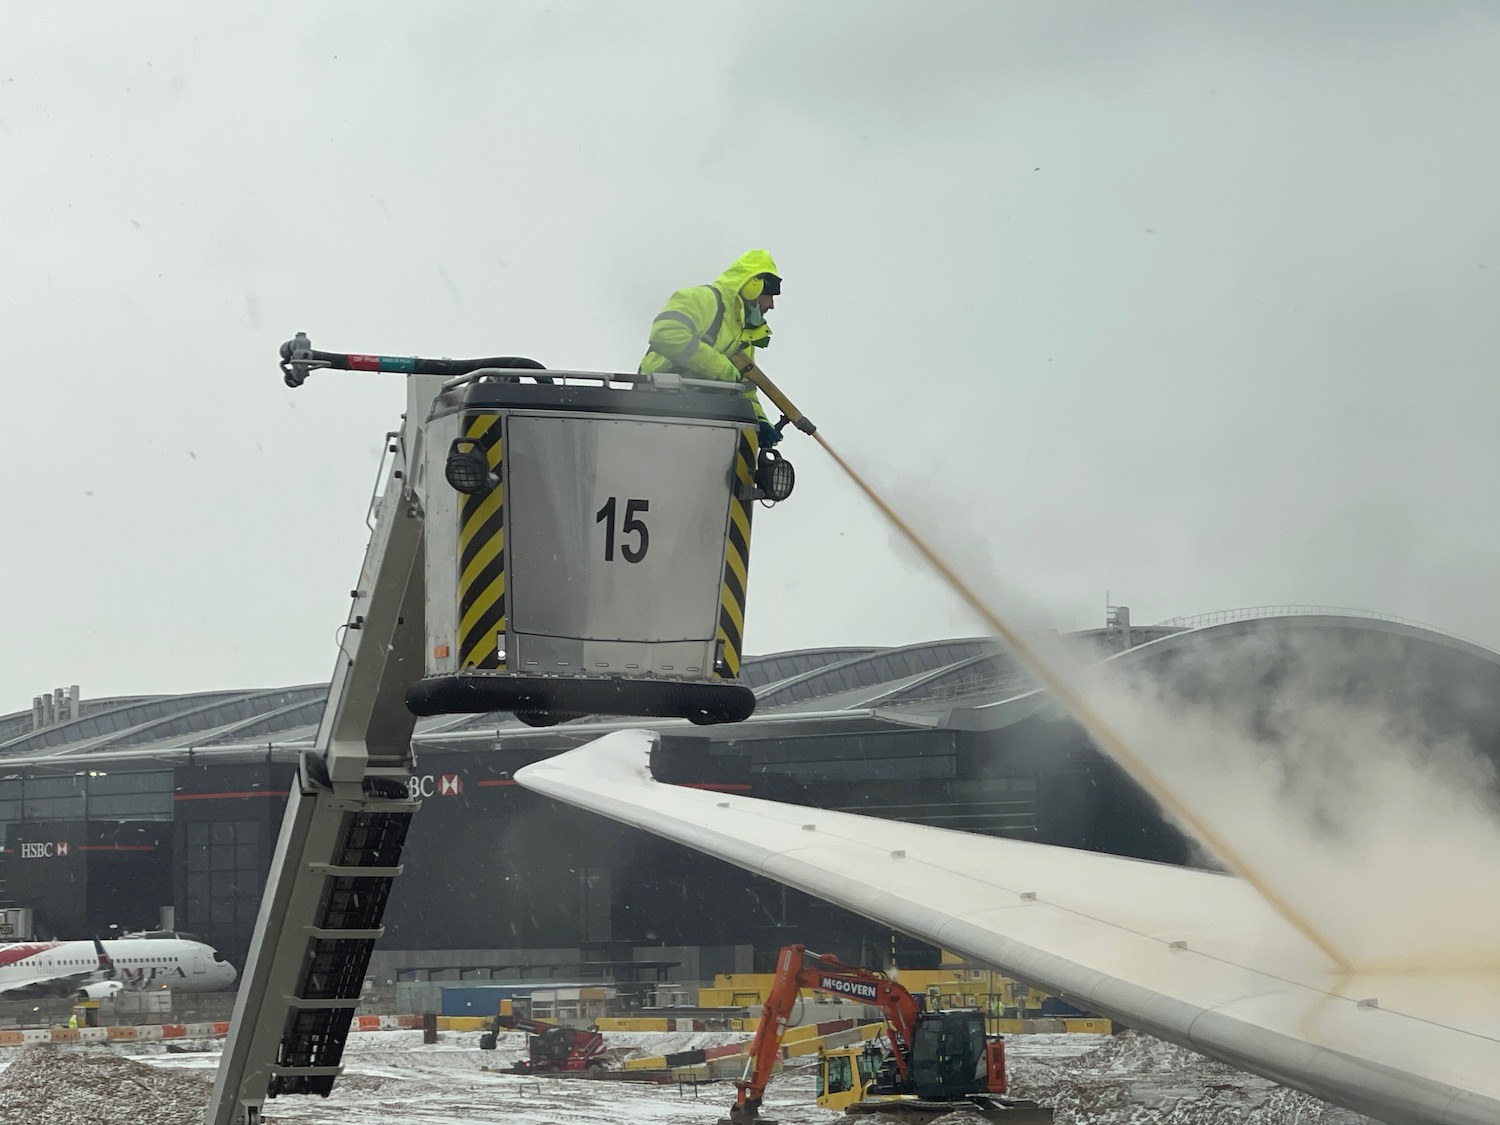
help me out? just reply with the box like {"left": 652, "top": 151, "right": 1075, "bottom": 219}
{"left": 3, "top": 606, "right": 1498, "bottom": 983}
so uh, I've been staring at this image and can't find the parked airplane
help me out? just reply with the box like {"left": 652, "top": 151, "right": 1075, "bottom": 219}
{"left": 0, "top": 931, "right": 237, "bottom": 999}
{"left": 516, "top": 730, "right": 1500, "bottom": 1125}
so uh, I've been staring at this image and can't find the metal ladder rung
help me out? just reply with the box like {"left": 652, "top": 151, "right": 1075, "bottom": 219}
{"left": 308, "top": 863, "right": 404, "bottom": 878}
{"left": 284, "top": 996, "right": 362, "bottom": 1010}
{"left": 271, "top": 1066, "right": 345, "bottom": 1078}
{"left": 326, "top": 797, "right": 416, "bottom": 815}
{"left": 303, "top": 926, "right": 384, "bottom": 940}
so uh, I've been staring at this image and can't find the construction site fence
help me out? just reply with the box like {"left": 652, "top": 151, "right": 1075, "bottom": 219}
{"left": 0, "top": 1012, "right": 1112, "bottom": 1050}
{"left": 0, "top": 1014, "right": 486, "bottom": 1047}
{"left": 602, "top": 1014, "right": 1112, "bottom": 1036}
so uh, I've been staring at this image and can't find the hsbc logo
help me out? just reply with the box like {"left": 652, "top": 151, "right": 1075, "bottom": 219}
{"left": 20, "top": 841, "right": 69, "bottom": 859}
{"left": 407, "top": 774, "right": 464, "bottom": 799}
{"left": 819, "top": 975, "right": 878, "bottom": 1002}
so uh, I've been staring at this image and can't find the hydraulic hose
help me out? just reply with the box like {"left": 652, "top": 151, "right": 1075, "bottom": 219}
{"left": 279, "top": 332, "right": 550, "bottom": 387}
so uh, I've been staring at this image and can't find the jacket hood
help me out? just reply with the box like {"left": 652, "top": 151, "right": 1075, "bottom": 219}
{"left": 715, "top": 249, "right": 780, "bottom": 297}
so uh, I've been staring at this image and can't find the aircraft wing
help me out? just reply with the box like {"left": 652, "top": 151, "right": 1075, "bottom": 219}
{"left": 0, "top": 941, "right": 100, "bottom": 996}
{"left": 0, "top": 970, "right": 95, "bottom": 995}
{"left": 514, "top": 730, "right": 1500, "bottom": 1125}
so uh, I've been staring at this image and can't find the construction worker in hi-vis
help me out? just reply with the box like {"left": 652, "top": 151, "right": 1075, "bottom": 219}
{"left": 639, "top": 249, "right": 783, "bottom": 447}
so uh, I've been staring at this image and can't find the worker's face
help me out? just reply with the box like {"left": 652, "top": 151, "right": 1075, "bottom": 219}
{"left": 756, "top": 293, "right": 775, "bottom": 314}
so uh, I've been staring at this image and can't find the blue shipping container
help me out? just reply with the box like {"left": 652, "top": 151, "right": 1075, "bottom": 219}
{"left": 439, "top": 987, "right": 510, "bottom": 1017}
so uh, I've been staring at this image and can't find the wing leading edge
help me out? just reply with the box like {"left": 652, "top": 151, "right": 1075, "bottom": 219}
{"left": 514, "top": 730, "right": 1500, "bottom": 1125}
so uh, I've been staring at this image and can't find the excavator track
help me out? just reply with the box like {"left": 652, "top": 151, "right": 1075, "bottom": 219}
{"left": 846, "top": 1094, "right": 1053, "bottom": 1122}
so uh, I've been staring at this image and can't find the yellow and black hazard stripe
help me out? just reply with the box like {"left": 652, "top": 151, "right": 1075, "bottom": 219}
{"left": 458, "top": 413, "right": 507, "bottom": 669}
{"left": 715, "top": 428, "right": 757, "bottom": 679}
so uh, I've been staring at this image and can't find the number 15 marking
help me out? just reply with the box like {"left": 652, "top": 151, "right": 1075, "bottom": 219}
{"left": 595, "top": 497, "right": 650, "bottom": 563}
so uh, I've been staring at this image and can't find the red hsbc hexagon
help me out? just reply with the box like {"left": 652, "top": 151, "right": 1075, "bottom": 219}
{"left": 438, "top": 774, "right": 463, "bottom": 797}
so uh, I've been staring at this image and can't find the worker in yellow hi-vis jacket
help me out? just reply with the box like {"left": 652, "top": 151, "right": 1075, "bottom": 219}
{"left": 639, "top": 249, "right": 783, "bottom": 447}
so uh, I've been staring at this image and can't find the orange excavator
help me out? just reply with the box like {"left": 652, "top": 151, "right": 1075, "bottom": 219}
{"left": 725, "top": 945, "right": 1050, "bottom": 1124}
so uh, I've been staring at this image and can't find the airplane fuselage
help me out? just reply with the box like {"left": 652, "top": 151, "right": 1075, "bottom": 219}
{"left": 0, "top": 936, "right": 237, "bottom": 998}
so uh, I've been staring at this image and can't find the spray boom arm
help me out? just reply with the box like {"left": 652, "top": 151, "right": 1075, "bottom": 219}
{"left": 729, "top": 353, "right": 817, "bottom": 434}
{"left": 278, "top": 331, "right": 551, "bottom": 387}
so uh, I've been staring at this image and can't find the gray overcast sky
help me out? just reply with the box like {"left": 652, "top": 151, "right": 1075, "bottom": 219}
{"left": 5, "top": 0, "right": 1500, "bottom": 704}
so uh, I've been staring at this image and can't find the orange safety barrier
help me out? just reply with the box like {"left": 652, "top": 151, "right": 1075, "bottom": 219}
{"left": 0, "top": 1013, "right": 443, "bottom": 1050}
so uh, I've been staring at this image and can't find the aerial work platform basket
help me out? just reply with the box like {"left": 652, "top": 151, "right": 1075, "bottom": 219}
{"left": 408, "top": 369, "right": 767, "bottom": 726}
{"left": 278, "top": 335, "right": 785, "bottom": 726}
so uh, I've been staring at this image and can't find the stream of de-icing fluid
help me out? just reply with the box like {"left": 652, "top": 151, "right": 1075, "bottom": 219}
{"left": 812, "top": 432, "right": 1352, "bottom": 970}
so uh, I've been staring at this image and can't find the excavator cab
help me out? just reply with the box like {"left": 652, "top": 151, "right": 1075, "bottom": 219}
{"left": 910, "top": 1008, "right": 996, "bottom": 1099}
{"left": 815, "top": 1011, "right": 1031, "bottom": 1122}
{"left": 816, "top": 1044, "right": 888, "bottom": 1111}
{"left": 817, "top": 1010, "right": 1000, "bottom": 1111}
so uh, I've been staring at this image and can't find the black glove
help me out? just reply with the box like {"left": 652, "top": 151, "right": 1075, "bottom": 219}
{"left": 757, "top": 420, "right": 782, "bottom": 447}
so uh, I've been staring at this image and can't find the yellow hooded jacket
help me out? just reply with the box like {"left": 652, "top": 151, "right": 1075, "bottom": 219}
{"left": 638, "top": 249, "right": 779, "bottom": 422}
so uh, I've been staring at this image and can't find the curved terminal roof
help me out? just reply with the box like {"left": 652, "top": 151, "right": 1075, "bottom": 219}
{"left": 0, "top": 686, "right": 328, "bottom": 764}
{"left": 1, "top": 606, "right": 1495, "bottom": 764}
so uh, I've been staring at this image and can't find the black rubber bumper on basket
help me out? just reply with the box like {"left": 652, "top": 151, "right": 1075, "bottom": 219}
{"left": 405, "top": 674, "right": 756, "bottom": 725}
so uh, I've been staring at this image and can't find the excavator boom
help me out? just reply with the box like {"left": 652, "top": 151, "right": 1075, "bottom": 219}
{"left": 729, "top": 945, "right": 920, "bottom": 1124}
{"left": 725, "top": 943, "right": 1043, "bottom": 1124}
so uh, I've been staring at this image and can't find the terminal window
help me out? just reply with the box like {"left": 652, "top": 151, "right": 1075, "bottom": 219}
{"left": 184, "top": 819, "right": 262, "bottom": 929}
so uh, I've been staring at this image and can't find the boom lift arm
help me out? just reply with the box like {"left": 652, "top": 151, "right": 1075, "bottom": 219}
{"left": 210, "top": 336, "right": 780, "bottom": 1125}
{"left": 206, "top": 372, "right": 444, "bottom": 1125}
{"left": 479, "top": 1013, "right": 607, "bottom": 1072}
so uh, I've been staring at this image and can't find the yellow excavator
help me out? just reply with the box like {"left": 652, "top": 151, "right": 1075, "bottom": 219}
{"left": 725, "top": 945, "right": 1051, "bottom": 1124}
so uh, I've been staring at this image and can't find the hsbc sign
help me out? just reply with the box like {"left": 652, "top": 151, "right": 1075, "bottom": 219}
{"left": 20, "top": 841, "right": 69, "bottom": 859}
{"left": 407, "top": 774, "right": 464, "bottom": 799}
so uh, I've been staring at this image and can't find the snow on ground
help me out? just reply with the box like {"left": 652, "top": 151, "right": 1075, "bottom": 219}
{"left": 0, "top": 1029, "right": 1374, "bottom": 1124}
{"left": 0, "top": 1047, "right": 211, "bottom": 1125}
{"left": 1006, "top": 1034, "right": 1373, "bottom": 1124}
